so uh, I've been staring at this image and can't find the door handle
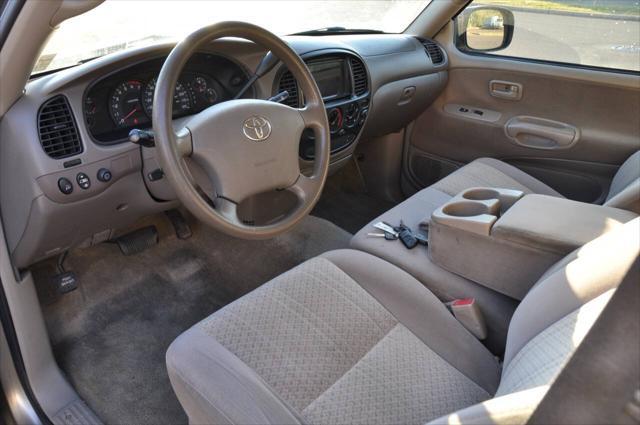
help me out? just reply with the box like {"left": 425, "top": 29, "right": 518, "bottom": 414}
{"left": 490, "top": 80, "right": 523, "bottom": 100}
{"left": 505, "top": 116, "right": 579, "bottom": 150}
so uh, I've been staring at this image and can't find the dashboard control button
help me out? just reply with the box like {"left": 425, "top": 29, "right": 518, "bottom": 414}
{"left": 76, "top": 173, "right": 91, "bottom": 190}
{"left": 97, "top": 168, "right": 112, "bottom": 182}
{"left": 58, "top": 178, "right": 73, "bottom": 195}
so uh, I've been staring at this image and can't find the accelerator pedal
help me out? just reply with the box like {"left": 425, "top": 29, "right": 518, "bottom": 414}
{"left": 115, "top": 225, "right": 158, "bottom": 255}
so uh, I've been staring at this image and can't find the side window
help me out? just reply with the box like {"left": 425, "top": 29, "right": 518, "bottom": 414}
{"left": 455, "top": 1, "right": 640, "bottom": 73}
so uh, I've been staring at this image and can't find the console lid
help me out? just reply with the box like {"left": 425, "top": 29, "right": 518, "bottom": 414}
{"left": 492, "top": 195, "right": 637, "bottom": 255}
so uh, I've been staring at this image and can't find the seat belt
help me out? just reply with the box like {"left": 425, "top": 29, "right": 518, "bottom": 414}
{"left": 528, "top": 257, "right": 640, "bottom": 425}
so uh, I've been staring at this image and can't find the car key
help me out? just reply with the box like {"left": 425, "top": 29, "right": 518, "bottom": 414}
{"left": 373, "top": 221, "right": 399, "bottom": 237}
{"left": 398, "top": 226, "right": 418, "bottom": 249}
{"left": 414, "top": 232, "right": 428, "bottom": 246}
{"left": 367, "top": 232, "right": 397, "bottom": 240}
{"left": 395, "top": 219, "right": 419, "bottom": 249}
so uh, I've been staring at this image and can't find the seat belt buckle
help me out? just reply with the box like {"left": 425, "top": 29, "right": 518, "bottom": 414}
{"left": 450, "top": 298, "right": 487, "bottom": 340}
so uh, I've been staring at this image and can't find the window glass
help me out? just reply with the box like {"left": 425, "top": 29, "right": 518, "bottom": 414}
{"left": 34, "top": 0, "right": 431, "bottom": 75}
{"left": 459, "top": 0, "right": 640, "bottom": 72}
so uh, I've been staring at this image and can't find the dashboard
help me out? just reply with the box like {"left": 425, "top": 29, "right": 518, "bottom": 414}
{"left": 85, "top": 53, "right": 253, "bottom": 143}
{"left": 274, "top": 52, "right": 371, "bottom": 160}
{"left": 0, "top": 34, "right": 448, "bottom": 269}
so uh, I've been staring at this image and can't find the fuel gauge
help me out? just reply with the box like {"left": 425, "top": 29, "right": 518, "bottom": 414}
{"left": 204, "top": 87, "right": 218, "bottom": 104}
{"left": 192, "top": 76, "right": 208, "bottom": 93}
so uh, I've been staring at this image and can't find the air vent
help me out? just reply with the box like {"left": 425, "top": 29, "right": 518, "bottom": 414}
{"left": 350, "top": 57, "right": 368, "bottom": 96}
{"left": 38, "top": 95, "right": 82, "bottom": 159}
{"left": 421, "top": 39, "right": 445, "bottom": 65}
{"left": 277, "top": 70, "right": 300, "bottom": 108}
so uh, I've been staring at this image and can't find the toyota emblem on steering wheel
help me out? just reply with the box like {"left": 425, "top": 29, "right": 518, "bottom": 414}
{"left": 242, "top": 115, "right": 272, "bottom": 141}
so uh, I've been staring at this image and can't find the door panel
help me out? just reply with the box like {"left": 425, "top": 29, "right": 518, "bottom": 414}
{"left": 405, "top": 21, "right": 640, "bottom": 202}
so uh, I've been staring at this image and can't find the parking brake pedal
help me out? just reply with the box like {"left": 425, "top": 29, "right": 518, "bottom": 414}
{"left": 165, "top": 209, "right": 192, "bottom": 239}
{"left": 114, "top": 225, "right": 158, "bottom": 255}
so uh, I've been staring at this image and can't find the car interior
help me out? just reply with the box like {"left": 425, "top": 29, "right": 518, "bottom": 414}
{"left": 0, "top": 0, "right": 639, "bottom": 424}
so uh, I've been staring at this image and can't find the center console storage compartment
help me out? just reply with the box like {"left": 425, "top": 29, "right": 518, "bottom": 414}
{"left": 429, "top": 188, "right": 637, "bottom": 300}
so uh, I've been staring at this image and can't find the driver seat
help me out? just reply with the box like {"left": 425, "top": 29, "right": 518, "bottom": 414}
{"left": 166, "top": 218, "right": 639, "bottom": 425}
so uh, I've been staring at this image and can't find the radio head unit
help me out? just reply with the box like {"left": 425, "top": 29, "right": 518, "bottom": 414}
{"left": 307, "top": 58, "right": 350, "bottom": 101}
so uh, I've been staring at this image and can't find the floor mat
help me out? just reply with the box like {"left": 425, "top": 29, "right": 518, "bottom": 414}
{"left": 312, "top": 165, "right": 397, "bottom": 234}
{"left": 32, "top": 214, "right": 350, "bottom": 425}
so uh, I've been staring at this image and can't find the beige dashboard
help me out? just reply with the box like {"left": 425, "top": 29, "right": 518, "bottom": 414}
{"left": 0, "top": 34, "right": 447, "bottom": 268}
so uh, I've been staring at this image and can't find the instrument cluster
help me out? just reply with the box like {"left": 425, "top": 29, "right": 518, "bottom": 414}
{"left": 84, "top": 53, "right": 252, "bottom": 144}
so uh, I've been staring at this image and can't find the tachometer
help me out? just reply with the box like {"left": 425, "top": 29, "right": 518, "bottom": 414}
{"left": 142, "top": 77, "right": 192, "bottom": 116}
{"left": 109, "top": 81, "right": 146, "bottom": 127}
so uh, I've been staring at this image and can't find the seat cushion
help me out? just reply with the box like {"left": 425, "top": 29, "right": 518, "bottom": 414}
{"left": 430, "top": 157, "right": 563, "bottom": 198}
{"left": 166, "top": 250, "right": 499, "bottom": 425}
{"left": 349, "top": 156, "right": 564, "bottom": 352}
{"left": 605, "top": 150, "right": 640, "bottom": 213}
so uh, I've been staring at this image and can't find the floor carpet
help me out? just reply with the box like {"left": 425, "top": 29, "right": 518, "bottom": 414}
{"left": 312, "top": 167, "right": 397, "bottom": 234}
{"left": 32, "top": 213, "right": 351, "bottom": 425}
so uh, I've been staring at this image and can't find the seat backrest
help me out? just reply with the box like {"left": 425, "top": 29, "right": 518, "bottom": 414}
{"left": 430, "top": 218, "right": 639, "bottom": 425}
{"left": 604, "top": 151, "right": 640, "bottom": 213}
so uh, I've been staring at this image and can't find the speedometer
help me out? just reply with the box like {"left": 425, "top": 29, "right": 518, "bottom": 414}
{"left": 142, "top": 78, "right": 192, "bottom": 116}
{"left": 110, "top": 81, "right": 146, "bottom": 127}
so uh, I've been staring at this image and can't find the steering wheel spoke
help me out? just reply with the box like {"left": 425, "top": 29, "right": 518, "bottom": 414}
{"left": 288, "top": 173, "right": 321, "bottom": 204}
{"left": 175, "top": 127, "right": 193, "bottom": 157}
{"left": 215, "top": 197, "right": 242, "bottom": 226}
{"left": 298, "top": 104, "right": 326, "bottom": 129}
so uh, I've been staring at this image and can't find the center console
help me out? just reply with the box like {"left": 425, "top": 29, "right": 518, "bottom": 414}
{"left": 429, "top": 189, "right": 638, "bottom": 300}
{"left": 275, "top": 52, "right": 370, "bottom": 160}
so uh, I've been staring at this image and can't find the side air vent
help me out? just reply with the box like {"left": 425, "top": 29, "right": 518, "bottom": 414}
{"left": 277, "top": 70, "right": 300, "bottom": 108}
{"left": 350, "top": 57, "right": 368, "bottom": 96}
{"left": 421, "top": 39, "right": 445, "bottom": 65}
{"left": 38, "top": 95, "right": 83, "bottom": 159}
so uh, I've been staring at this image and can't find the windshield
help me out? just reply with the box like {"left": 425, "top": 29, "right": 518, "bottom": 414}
{"left": 34, "top": 0, "right": 431, "bottom": 75}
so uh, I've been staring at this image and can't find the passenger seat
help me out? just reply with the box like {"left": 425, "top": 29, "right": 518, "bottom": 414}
{"left": 355, "top": 152, "right": 639, "bottom": 248}
{"left": 350, "top": 152, "right": 639, "bottom": 349}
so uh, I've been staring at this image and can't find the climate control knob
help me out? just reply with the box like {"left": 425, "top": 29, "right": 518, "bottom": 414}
{"left": 327, "top": 108, "right": 343, "bottom": 134}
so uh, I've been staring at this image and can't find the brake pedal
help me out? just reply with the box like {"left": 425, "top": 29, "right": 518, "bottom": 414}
{"left": 165, "top": 209, "right": 192, "bottom": 239}
{"left": 114, "top": 225, "right": 158, "bottom": 255}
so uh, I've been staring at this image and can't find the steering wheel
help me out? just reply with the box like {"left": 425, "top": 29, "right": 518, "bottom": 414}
{"left": 152, "top": 22, "right": 330, "bottom": 239}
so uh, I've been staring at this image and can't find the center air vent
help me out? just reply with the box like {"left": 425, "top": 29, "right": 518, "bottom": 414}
{"left": 38, "top": 95, "right": 83, "bottom": 159}
{"left": 277, "top": 70, "right": 300, "bottom": 108}
{"left": 350, "top": 57, "right": 368, "bottom": 96}
{"left": 420, "top": 39, "right": 445, "bottom": 65}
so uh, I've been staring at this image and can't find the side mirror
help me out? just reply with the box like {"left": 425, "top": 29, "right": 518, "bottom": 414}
{"left": 456, "top": 6, "right": 514, "bottom": 52}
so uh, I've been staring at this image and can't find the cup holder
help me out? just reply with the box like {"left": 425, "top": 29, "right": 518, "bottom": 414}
{"left": 462, "top": 188, "right": 501, "bottom": 201}
{"left": 442, "top": 201, "right": 490, "bottom": 217}
{"left": 431, "top": 187, "right": 524, "bottom": 236}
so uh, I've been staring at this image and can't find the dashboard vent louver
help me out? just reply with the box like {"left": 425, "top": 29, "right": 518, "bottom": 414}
{"left": 278, "top": 70, "right": 300, "bottom": 108}
{"left": 421, "top": 39, "right": 445, "bottom": 65}
{"left": 37, "top": 95, "right": 82, "bottom": 159}
{"left": 350, "top": 57, "right": 368, "bottom": 96}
